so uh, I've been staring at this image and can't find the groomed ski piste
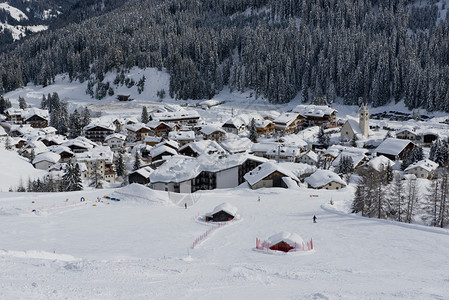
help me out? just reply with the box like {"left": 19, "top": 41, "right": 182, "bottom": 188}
{"left": 1, "top": 183, "right": 449, "bottom": 299}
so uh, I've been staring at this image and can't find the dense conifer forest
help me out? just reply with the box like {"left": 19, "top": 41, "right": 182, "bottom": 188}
{"left": 1, "top": 0, "right": 448, "bottom": 111}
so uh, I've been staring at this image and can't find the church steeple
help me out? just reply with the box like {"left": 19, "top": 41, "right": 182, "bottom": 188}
{"left": 359, "top": 96, "right": 369, "bottom": 138}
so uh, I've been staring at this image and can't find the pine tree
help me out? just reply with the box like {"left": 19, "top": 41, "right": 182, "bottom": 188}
{"left": 390, "top": 172, "right": 405, "bottom": 222}
{"left": 141, "top": 106, "right": 149, "bottom": 123}
{"left": 317, "top": 126, "right": 329, "bottom": 147}
{"left": 63, "top": 162, "right": 83, "bottom": 191}
{"left": 248, "top": 118, "right": 258, "bottom": 143}
{"left": 116, "top": 153, "right": 126, "bottom": 177}
{"left": 82, "top": 106, "right": 91, "bottom": 128}
{"left": 69, "top": 109, "right": 82, "bottom": 138}
{"left": 18, "top": 96, "right": 27, "bottom": 109}
{"left": 133, "top": 151, "right": 142, "bottom": 171}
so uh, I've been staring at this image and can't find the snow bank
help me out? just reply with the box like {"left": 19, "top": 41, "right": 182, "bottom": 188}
{"left": 111, "top": 183, "right": 172, "bottom": 205}
{"left": 0, "top": 250, "right": 79, "bottom": 262}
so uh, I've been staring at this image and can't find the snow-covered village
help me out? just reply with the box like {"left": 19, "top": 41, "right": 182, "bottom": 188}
{"left": 2, "top": 0, "right": 449, "bottom": 298}
{"left": 0, "top": 67, "right": 448, "bottom": 298}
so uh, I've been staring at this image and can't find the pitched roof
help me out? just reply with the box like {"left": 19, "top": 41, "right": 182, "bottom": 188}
{"left": 267, "top": 231, "right": 304, "bottom": 246}
{"left": 304, "top": 169, "right": 346, "bottom": 188}
{"left": 209, "top": 202, "right": 238, "bottom": 217}
{"left": 292, "top": 104, "right": 337, "bottom": 117}
{"left": 243, "top": 161, "right": 299, "bottom": 186}
{"left": 32, "top": 151, "right": 60, "bottom": 165}
{"left": 405, "top": 159, "right": 439, "bottom": 172}
{"left": 375, "top": 138, "right": 413, "bottom": 156}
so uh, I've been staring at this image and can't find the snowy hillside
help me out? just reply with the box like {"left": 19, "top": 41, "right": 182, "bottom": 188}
{"left": 1, "top": 185, "right": 449, "bottom": 298}
{"left": 0, "top": 147, "right": 46, "bottom": 191}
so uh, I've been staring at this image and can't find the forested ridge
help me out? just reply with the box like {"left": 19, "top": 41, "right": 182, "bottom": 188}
{"left": 1, "top": 0, "right": 449, "bottom": 111}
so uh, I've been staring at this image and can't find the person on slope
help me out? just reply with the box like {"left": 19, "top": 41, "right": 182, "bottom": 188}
{"left": 313, "top": 215, "right": 317, "bottom": 223}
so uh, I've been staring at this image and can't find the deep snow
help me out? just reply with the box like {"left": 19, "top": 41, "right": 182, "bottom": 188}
{"left": 1, "top": 185, "right": 449, "bottom": 299}
{"left": 2, "top": 68, "right": 449, "bottom": 298}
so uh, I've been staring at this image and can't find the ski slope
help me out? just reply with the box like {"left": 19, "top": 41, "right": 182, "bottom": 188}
{"left": 1, "top": 185, "right": 448, "bottom": 299}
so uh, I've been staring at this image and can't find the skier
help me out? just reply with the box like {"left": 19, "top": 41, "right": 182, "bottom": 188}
{"left": 257, "top": 196, "right": 260, "bottom": 202}
{"left": 313, "top": 215, "right": 317, "bottom": 223}
{"left": 185, "top": 203, "right": 187, "bottom": 209}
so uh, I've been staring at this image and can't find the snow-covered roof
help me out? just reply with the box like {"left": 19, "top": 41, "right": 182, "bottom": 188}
{"left": 405, "top": 159, "right": 439, "bottom": 173}
{"left": 39, "top": 126, "right": 57, "bottom": 135}
{"left": 396, "top": 126, "right": 416, "bottom": 135}
{"left": 132, "top": 166, "right": 154, "bottom": 179}
{"left": 292, "top": 105, "right": 337, "bottom": 117}
{"left": 150, "top": 109, "right": 200, "bottom": 121}
{"left": 273, "top": 113, "right": 300, "bottom": 126}
{"left": 75, "top": 146, "right": 114, "bottom": 162}
{"left": 126, "top": 123, "right": 150, "bottom": 132}
{"left": 200, "top": 124, "right": 226, "bottom": 136}
{"left": 267, "top": 231, "right": 304, "bottom": 246}
{"left": 32, "top": 151, "right": 60, "bottom": 165}
{"left": 146, "top": 120, "right": 176, "bottom": 129}
{"left": 5, "top": 108, "right": 23, "bottom": 116}
{"left": 346, "top": 119, "right": 362, "bottom": 135}
{"left": 220, "top": 136, "right": 252, "bottom": 154}
{"left": 47, "top": 145, "right": 74, "bottom": 155}
{"left": 158, "top": 139, "right": 179, "bottom": 150}
{"left": 149, "top": 155, "right": 199, "bottom": 183}
{"left": 24, "top": 140, "right": 48, "bottom": 155}
{"left": 299, "top": 150, "right": 319, "bottom": 162}
{"left": 209, "top": 203, "right": 238, "bottom": 217}
{"left": 62, "top": 137, "right": 96, "bottom": 150}
{"left": 104, "top": 133, "right": 127, "bottom": 142}
{"left": 278, "top": 135, "right": 308, "bottom": 148}
{"left": 251, "top": 142, "right": 277, "bottom": 153}
{"left": 332, "top": 151, "right": 366, "bottom": 168}
{"left": 223, "top": 117, "right": 245, "bottom": 129}
{"left": 83, "top": 122, "right": 114, "bottom": 131}
{"left": 304, "top": 169, "right": 346, "bottom": 188}
{"left": 259, "top": 110, "right": 281, "bottom": 120}
{"left": 375, "top": 138, "right": 413, "bottom": 156}
{"left": 144, "top": 136, "right": 163, "bottom": 143}
{"left": 41, "top": 134, "right": 67, "bottom": 145}
{"left": 366, "top": 155, "right": 394, "bottom": 172}
{"left": 168, "top": 130, "right": 196, "bottom": 141}
{"left": 265, "top": 144, "right": 301, "bottom": 157}
{"left": 179, "top": 140, "right": 225, "bottom": 156}
{"left": 244, "top": 161, "right": 299, "bottom": 186}
{"left": 22, "top": 108, "right": 49, "bottom": 121}
{"left": 10, "top": 124, "right": 36, "bottom": 136}
{"left": 150, "top": 145, "right": 178, "bottom": 158}
{"left": 150, "top": 153, "right": 267, "bottom": 184}
{"left": 0, "top": 126, "right": 6, "bottom": 136}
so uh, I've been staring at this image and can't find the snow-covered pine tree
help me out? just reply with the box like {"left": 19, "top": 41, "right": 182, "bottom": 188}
{"left": 82, "top": 106, "right": 91, "bottom": 128}
{"left": 116, "top": 153, "right": 126, "bottom": 178}
{"left": 133, "top": 151, "right": 142, "bottom": 171}
{"left": 141, "top": 106, "right": 149, "bottom": 123}
{"left": 69, "top": 109, "right": 82, "bottom": 138}
{"left": 317, "top": 126, "right": 329, "bottom": 147}
{"left": 18, "top": 96, "right": 27, "bottom": 109}
{"left": 248, "top": 118, "right": 258, "bottom": 143}
{"left": 63, "top": 162, "right": 83, "bottom": 191}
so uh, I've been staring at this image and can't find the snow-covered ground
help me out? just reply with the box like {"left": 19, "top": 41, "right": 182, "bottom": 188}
{"left": 1, "top": 184, "right": 449, "bottom": 299}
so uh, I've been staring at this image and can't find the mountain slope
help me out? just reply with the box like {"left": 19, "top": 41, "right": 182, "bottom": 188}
{"left": 1, "top": 0, "right": 448, "bottom": 111}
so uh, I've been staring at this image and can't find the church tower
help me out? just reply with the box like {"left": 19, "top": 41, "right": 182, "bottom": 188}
{"left": 359, "top": 101, "right": 369, "bottom": 138}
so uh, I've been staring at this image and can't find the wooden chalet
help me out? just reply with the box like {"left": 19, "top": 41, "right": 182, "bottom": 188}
{"left": 84, "top": 124, "right": 115, "bottom": 143}
{"left": 205, "top": 203, "right": 238, "bottom": 222}
{"left": 24, "top": 114, "right": 48, "bottom": 128}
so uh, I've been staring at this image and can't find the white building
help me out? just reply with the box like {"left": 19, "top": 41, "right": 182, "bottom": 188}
{"left": 405, "top": 159, "right": 439, "bottom": 179}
